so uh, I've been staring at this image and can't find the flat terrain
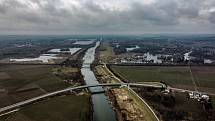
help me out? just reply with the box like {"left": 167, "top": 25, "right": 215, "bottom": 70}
{"left": 99, "top": 42, "right": 114, "bottom": 63}
{"left": 110, "top": 65, "right": 215, "bottom": 120}
{"left": 0, "top": 95, "right": 91, "bottom": 121}
{"left": 0, "top": 65, "right": 70, "bottom": 108}
{"left": 110, "top": 66, "right": 215, "bottom": 93}
{"left": 95, "top": 65, "right": 159, "bottom": 121}
{"left": 129, "top": 89, "right": 158, "bottom": 121}
{"left": 136, "top": 89, "right": 212, "bottom": 121}
{"left": 109, "top": 88, "right": 158, "bottom": 121}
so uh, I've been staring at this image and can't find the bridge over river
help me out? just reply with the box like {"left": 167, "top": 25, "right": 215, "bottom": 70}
{"left": 0, "top": 82, "right": 164, "bottom": 115}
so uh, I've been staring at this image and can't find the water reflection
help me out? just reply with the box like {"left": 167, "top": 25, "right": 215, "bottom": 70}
{"left": 81, "top": 41, "right": 116, "bottom": 121}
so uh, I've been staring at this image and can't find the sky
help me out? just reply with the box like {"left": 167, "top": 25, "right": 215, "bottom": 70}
{"left": 0, "top": 0, "right": 215, "bottom": 35}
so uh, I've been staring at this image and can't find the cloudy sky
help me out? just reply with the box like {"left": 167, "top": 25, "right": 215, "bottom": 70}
{"left": 0, "top": 0, "right": 215, "bottom": 35}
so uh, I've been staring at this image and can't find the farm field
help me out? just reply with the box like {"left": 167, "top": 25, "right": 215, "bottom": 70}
{"left": 110, "top": 66, "right": 215, "bottom": 93}
{"left": 0, "top": 65, "right": 70, "bottom": 108}
{"left": 0, "top": 95, "right": 91, "bottom": 121}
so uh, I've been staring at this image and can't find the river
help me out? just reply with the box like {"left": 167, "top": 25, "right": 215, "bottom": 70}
{"left": 81, "top": 41, "right": 116, "bottom": 121}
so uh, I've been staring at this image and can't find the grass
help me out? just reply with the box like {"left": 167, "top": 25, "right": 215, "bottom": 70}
{"left": 111, "top": 66, "right": 192, "bottom": 84}
{"left": 126, "top": 89, "right": 158, "bottom": 121}
{"left": 190, "top": 66, "right": 215, "bottom": 90}
{"left": 99, "top": 42, "right": 114, "bottom": 63}
{"left": 95, "top": 65, "right": 158, "bottom": 120}
{"left": 110, "top": 66, "right": 215, "bottom": 93}
{"left": 0, "top": 95, "right": 91, "bottom": 121}
{"left": 0, "top": 65, "right": 68, "bottom": 92}
{"left": 212, "top": 96, "right": 215, "bottom": 108}
{"left": 52, "top": 67, "right": 79, "bottom": 74}
{"left": 0, "top": 65, "right": 70, "bottom": 107}
{"left": 95, "top": 65, "right": 121, "bottom": 83}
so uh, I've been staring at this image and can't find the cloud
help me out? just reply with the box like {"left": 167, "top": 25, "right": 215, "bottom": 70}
{"left": 209, "top": 11, "right": 215, "bottom": 24}
{"left": 0, "top": 0, "right": 215, "bottom": 34}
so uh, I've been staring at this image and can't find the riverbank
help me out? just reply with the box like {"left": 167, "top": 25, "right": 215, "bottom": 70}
{"left": 81, "top": 41, "right": 116, "bottom": 121}
{"left": 94, "top": 41, "right": 159, "bottom": 121}
{"left": 0, "top": 44, "right": 94, "bottom": 120}
{"left": 93, "top": 64, "right": 159, "bottom": 121}
{"left": 109, "top": 65, "right": 215, "bottom": 120}
{"left": 108, "top": 88, "right": 148, "bottom": 121}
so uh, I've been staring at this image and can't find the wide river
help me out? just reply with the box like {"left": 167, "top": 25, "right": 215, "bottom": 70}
{"left": 81, "top": 41, "right": 116, "bottom": 121}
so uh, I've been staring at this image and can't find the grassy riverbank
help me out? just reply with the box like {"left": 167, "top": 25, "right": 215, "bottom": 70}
{"left": 95, "top": 65, "right": 159, "bottom": 121}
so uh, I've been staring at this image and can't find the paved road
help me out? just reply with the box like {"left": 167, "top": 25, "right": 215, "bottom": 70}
{"left": 0, "top": 83, "right": 163, "bottom": 115}
{"left": 103, "top": 63, "right": 215, "bottom": 95}
{"left": 102, "top": 63, "right": 160, "bottom": 121}
{"left": 3, "top": 63, "right": 212, "bottom": 119}
{"left": 102, "top": 63, "right": 215, "bottom": 121}
{"left": 169, "top": 87, "right": 215, "bottom": 96}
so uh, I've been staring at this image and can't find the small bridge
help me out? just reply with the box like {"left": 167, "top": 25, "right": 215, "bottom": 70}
{"left": 0, "top": 83, "right": 164, "bottom": 115}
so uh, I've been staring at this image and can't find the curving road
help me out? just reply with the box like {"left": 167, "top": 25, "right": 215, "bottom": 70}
{"left": 102, "top": 63, "right": 160, "bottom": 121}
{"left": 0, "top": 83, "right": 163, "bottom": 115}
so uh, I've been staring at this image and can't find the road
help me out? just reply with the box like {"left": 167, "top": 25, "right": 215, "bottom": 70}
{"left": 103, "top": 63, "right": 215, "bottom": 96}
{"left": 169, "top": 87, "right": 215, "bottom": 96}
{"left": 102, "top": 63, "right": 160, "bottom": 121}
{"left": 2, "top": 63, "right": 212, "bottom": 118}
{"left": 189, "top": 66, "right": 198, "bottom": 92}
{"left": 0, "top": 83, "right": 163, "bottom": 115}
{"left": 101, "top": 63, "right": 215, "bottom": 121}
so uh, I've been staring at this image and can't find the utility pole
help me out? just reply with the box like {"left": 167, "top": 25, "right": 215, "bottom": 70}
{"left": 189, "top": 66, "right": 198, "bottom": 92}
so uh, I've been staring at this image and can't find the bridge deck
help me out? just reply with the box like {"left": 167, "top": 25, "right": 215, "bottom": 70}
{"left": 0, "top": 83, "right": 163, "bottom": 115}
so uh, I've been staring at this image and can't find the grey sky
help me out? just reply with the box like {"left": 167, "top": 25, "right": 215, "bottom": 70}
{"left": 0, "top": 0, "right": 215, "bottom": 35}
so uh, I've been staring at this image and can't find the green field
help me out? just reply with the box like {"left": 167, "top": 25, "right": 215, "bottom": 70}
{"left": 99, "top": 42, "right": 114, "bottom": 63}
{"left": 110, "top": 66, "right": 215, "bottom": 93}
{"left": 0, "top": 95, "right": 91, "bottom": 121}
{"left": 0, "top": 65, "right": 69, "bottom": 91}
{"left": 0, "top": 65, "right": 70, "bottom": 107}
